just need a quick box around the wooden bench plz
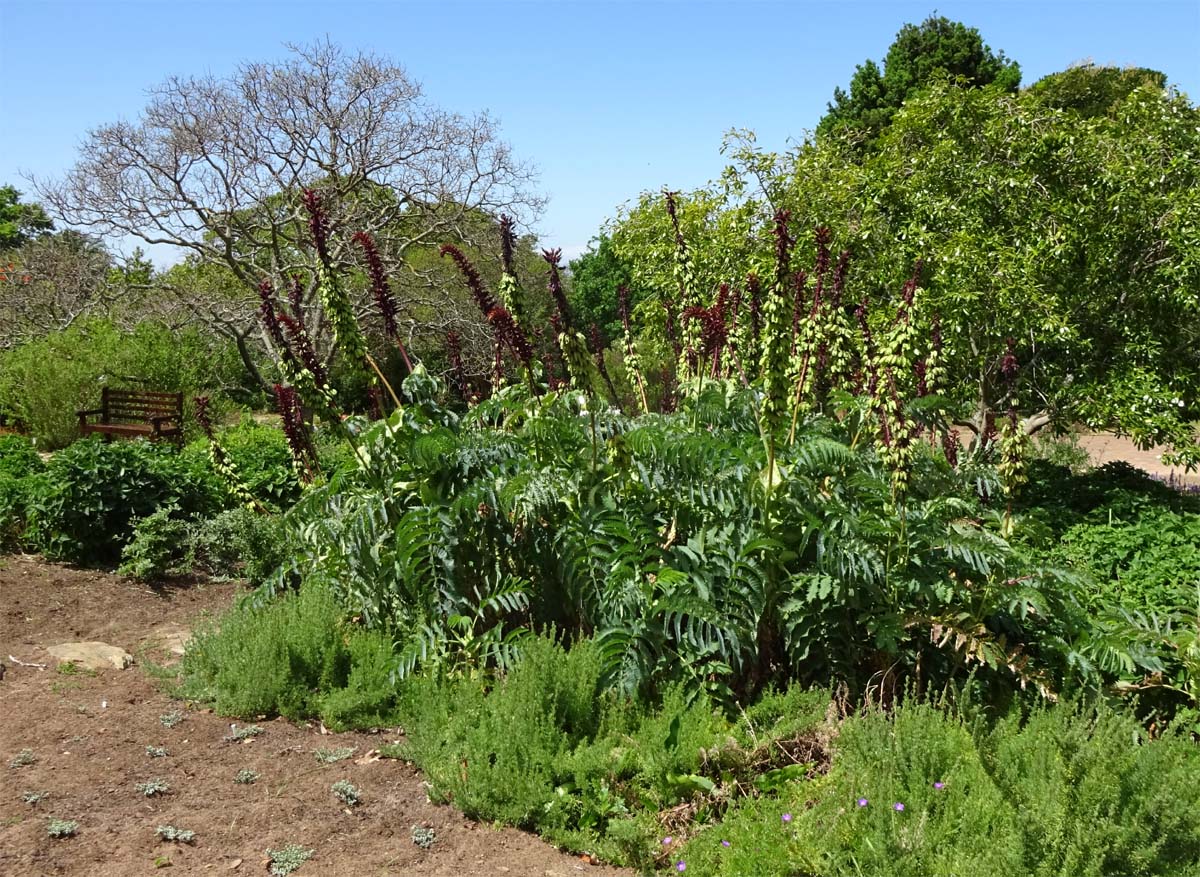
[77,388,184,442]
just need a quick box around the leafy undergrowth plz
[174,601,1200,873]
[677,700,1200,877]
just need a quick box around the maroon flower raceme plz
[830,250,850,309]
[446,330,468,400]
[489,305,534,372]
[258,281,289,353]
[354,232,399,339]
[301,189,331,266]
[682,283,731,372]
[499,214,517,277]
[542,248,573,329]
[274,383,316,476]
[1001,337,1019,384]
[773,211,793,290]
[193,395,216,441]
[942,429,961,467]
[277,311,330,387]
[440,244,500,316]
[354,232,413,373]
[286,275,305,319]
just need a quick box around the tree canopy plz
[0,186,53,250]
[34,39,542,390]
[817,15,1020,146]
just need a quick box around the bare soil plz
[0,555,629,877]
[1076,432,1200,485]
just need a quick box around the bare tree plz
[0,231,113,349]
[35,39,542,388]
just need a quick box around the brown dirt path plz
[1076,432,1200,485]
[0,555,630,877]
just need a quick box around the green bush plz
[0,435,43,477]
[178,578,401,727]
[0,438,44,549]
[1054,510,1200,614]
[183,418,302,511]
[190,507,288,585]
[118,506,192,580]
[0,318,253,449]
[397,635,830,865]
[680,699,1200,877]
[24,437,224,562]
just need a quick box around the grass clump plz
[159,710,184,728]
[22,790,48,804]
[331,779,361,807]
[314,746,355,764]
[145,745,169,758]
[234,768,260,785]
[8,748,36,768]
[180,579,402,728]
[134,778,170,797]
[267,843,313,875]
[156,824,196,844]
[46,818,78,838]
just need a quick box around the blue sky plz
[1,0,1197,264]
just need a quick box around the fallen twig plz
[8,655,47,671]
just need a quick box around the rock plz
[143,622,192,658]
[47,641,133,671]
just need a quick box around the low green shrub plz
[398,635,830,865]
[190,507,288,584]
[0,435,42,476]
[0,436,44,548]
[178,578,401,728]
[119,505,287,583]
[118,506,192,580]
[1054,510,1200,614]
[679,699,1200,877]
[24,437,223,562]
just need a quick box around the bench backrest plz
[101,388,183,423]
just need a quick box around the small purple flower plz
[721,840,731,848]
[893,802,905,812]
[781,812,792,823]
[934,782,945,790]
[676,862,686,872]
[856,798,868,808]
[662,837,673,845]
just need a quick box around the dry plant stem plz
[365,352,403,410]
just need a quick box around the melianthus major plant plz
[220,192,1167,708]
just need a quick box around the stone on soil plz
[46,641,133,671]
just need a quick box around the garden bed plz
[0,555,630,876]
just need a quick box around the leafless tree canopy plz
[35,40,542,384]
[0,232,112,349]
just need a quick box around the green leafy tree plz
[817,15,1020,146]
[566,235,635,341]
[0,186,53,250]
[1027,62,1168,118]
